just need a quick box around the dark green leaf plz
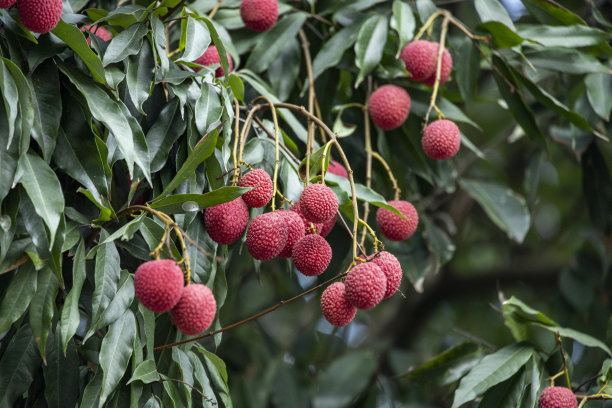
[520,0,585,26]
[127,37,155,114]
[60,240,87,354]
[354,14,388,87]
[523,48,610,74]
[406,343,483,384]
[29,266,60,360]
[148,98,187,173]
[0,59,18,148]
[89,234,121,339]
[534,324,612,356]
[391,0,415,56]
[475,0,516,29]
[479,21,524,48]
[0,324,41,408]
[0,262,37,333]
[150,187,250,214]
[103,23,149,66]
[195,83,223,135]
[178,17,210,63]
[227,73,244,101]
[44,329,80,408]
[128,360,160,384]
[581,143,612,234]
[479,368,525,408]
[29,61,61,162]
[454,37,480,102]
[585,73,612,121]
[312,22,362,80]
[3,59,34,156]
[518,24,609,47]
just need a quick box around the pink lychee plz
[298,184,338,224]
[170,284,217,335]
[423,46,453,86]
[204,197,250,245]
[240,0,278,32]
[134,259,184,313]
[194,45,233,78]
[246,212,288,260]
[400,40,438,82]
[422,119,461,160]
[376,200,419,241]
[321,282,356,327]
[538,387,577,408]
[318,215,336,238]
[345,262,387,310]
[327,160,348,179]
[0,0,17,9]
[363,251,402,298]
[239,169,274,208]
[368,85,411,131]
[18,0,63,34]
[277,210,305,258]
[292,234,332,276]
[81,25,112,46]
[290,201,324,235]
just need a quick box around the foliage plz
[0,0,611,407]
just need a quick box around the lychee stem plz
[556,331,572,389]
[231,97,240,186]
[319,141,333,186]
[360,82,372,249]
[299,29,316,188]
[424,15,449,127]
[251,96,280,212]
[208,0,223,19]
[413,10,444,42]
[358,218,381,252]
[371,152,401,202]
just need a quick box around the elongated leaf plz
[150,187,250,214]
[475,0,515,29]
[178,17,210,63]
[29,266,60,360]
[534,325,612,356]
[354,14,388,87]
[148,99,186,172]
[0,262,37,333]
[586,73,612,121]
[391,0,415,56]
[518,24,609,47]
[90,271,134,332]
[80,370,103,408]
[520,0,585,26]
[3,59,34,156]
[44,329,80,408]
[195,82,223,135]
[0,325,41,408]
[127,37,155,114]
[60,240,87,354]
[89,234,121,337]
[29,61,61,162]
[523,48,610,74]
[0,106,19,203]
[129,360,160,384]
[0,59,18,147]
[479,369,525,408]
[312,22,362,80]
[103,23,148,66]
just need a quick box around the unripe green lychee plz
[204,197,250,245]
[170,284,217,336]
[376,200,419,241]
[321,282,356,327]
[194,45,233,78]
[240,0,278,32]
[18,0,63,34]
[299,184,338,224]
[538,387,577,408]
[422,119,461,160]
[292,234,332,276]
[246,212,288,260]
[368,85,411,131]
[239,169,273,208]
[400,40,438,82]
[344,262,387,310]
[134,259,184,313]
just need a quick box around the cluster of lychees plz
[134,259,217,336]
[0,0,62,34]
[368,39,461,161]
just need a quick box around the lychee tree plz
[0,0,611,407]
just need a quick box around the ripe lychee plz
[134,259,184,313]
[292,234,332,276]
[321,282,356,327]
[0,0,17,9]
[81,25,112,46]
[240,0,278,32]
[368,85,411,131]
[194,45,233,78]
[170,284,217,336]
[246,212,288,260]
[400,40,438,82]
[422,119,461,160]
[344,262,387,310]
[239,169,274,208]
[204,197,250,245]
[278,210,305,258]
[423,46,453,87]
[327,160,348,179]
[318,215,336,238]
[538,387,577,408]
[18,0,63,34]
[376,200,419,241]
[290,201,324,235]
[362,251,402,298]
[299,184,338,224]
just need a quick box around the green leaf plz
[534,324,612,356]
[354,14,388,87]
[455,37,480,102]
[29,266,60,360]
[312,22,362,80]
[44,329,80,408]
[89,271,134,333]
[0,108,19,203]
[520,0,585,26]
[150,187,250,214]
[151,14,169,75]
[29,61,61,162]
[475,0,516,29]
[15,152,65,249]
[245,13,307,73]
[89,234,121,339]
[518,24,610,47]
[103,23,149,66]
[128,360,160,384]
[0,262,37,333]
[127,37,155,115]
[479,21,524,48]
[195,82,223,135]
[3,59,34,156]
[479,369,525,408]
[406,343,483,384]
[148,99,187,173]
[452,344,534,408]
[60,240,87,354]
[228,73,244,101]
[99,310,137,407]
[585,73,612,121]
[0,59,18,148]
[523,48,611,74]
[391,0,416,56]
[80,370,103,408]
[178,17,211,63]
[0,324,41,408]
[581,143,612,234]
[298,141,333,181]
[460,179,531,243]
[51,20,106,84]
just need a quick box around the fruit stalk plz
[424,14,449,126]
[371,152,401,201]
[299,29,316,186]
[252,96,281,211]
[360,86,373,248]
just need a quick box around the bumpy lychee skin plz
[204,197,250,245]
[363,252,402,299]
[368,85,411,131]
[299,184,339,224]
[400,40,438,82]
[239,169,273,208]
[422,119,461,160]
[538,387,577,408]
[345,262,387,310]
[290,201,324,235]
[321,282,356,327]
[240,0,278,32]
[376,200,419,241]
[18,0,63,34]
[246,212,288,260]
[318,215,336,238]
[327,160,348,179]
[423,46,453,87]
[170,284,217,336]
[134,259,184,313]
[292,234,332,276]
[81,25,112,46]
[0,0,17,9]
[278,210,305,258]
[194,45,233,78]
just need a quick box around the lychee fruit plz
[321,282,356,327]
[376,200,419,241]
[0,0,17,9]
[318,215,336,238]
[423,46,453,87]
[368,85,411,131]
[400,40,438,82]
[81,25,112,46]
[246,212,288,260]
[170,284,217,336]
[239,169,274,208]
[292,234,332,276]
[327,160,348,179]
[422,119,461,160]
[344,262,387,310]
[134,259,184,313]
[204,197,250,245]
[194,45,233,78]
[290,201,324,235]
[538,387,577,408]
[299,184,338,224]
[363,252,402,298]
[240,0,278,32]
[18,0,63,34]
[278,210,305,258]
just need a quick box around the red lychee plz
[321,282,356,327]
[538,387,577,408]
[299,184,338,224]
[327,160,348,179]
[81,25,112,46]
[423,46,453,87]
[240,0,278,32]
[0,0,17,9]
[18,0,63,34]
[204,197,250,245]
[246,212,288,260]
[239,169,274,208]
[318,215,336,238]
[278,210,305,258]
[170,284,217,336]
[364,252,402,298]
[290,201,324,235]
[292,234,332,276]
[194,45,233,78]
[368,85,411,131]
[422,119,461,160]
[376,200,419,241]
[400,40,438,82]
[344,262,387,310]
[134,259,184,313]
